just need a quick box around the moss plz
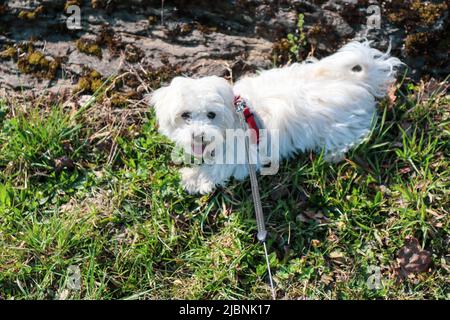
[195,22,217,34]
[77,25,124,59]
[145,63,182,89]
[0,46,17,60]
[165,23,195,38]
[76,38,102,58]
[404,32,436,56]
[0,43,60,79]
[109,93,131,108]
[3,43,33,61]
[91,0,106,9]
[308,24,329,37]
[96,25,124,56]
[386,0,447,29]
[77,77,91,92]
[18,5,44,20]
[148,15,158,25]
[28,51,47,66]
[64,0,82,11]
[96,25,114,45]
[110,93,127,107]
[271,38,291,65]
[109,91,140,108]
[90,70,101,79]
[121,73,140,88]
[18,11,35,20]
[125,44,144,63]
[90,78,104,92]
[76,69,104,93]
[17,49,60,79]
[180,23,193,35]
[411,0,447,25]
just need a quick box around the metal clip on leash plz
[235,99,276,300]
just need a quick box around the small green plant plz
[286,13,307,62]
[0,100,7,124]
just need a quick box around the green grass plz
[0,79,448,300]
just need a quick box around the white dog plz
[151,41,402,194]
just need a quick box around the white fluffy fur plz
[151,41,402,194]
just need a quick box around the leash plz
[234,96,276,300]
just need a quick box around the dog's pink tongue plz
[192,143,204,156]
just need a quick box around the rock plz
[0,0,448,96]
[322,10,354,38]
[77,94,93,107]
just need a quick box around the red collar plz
[234,95,260,144]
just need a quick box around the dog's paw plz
[180,167,199,193]
[180,167,216,195]
[197,180,216,194]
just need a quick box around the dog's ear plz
[149,81,175,135]
[149,76,189,107]
[150,77,190,136]
[149,85,169,108]
[202,76,234,108]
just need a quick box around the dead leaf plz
[296,214,309,223]
[297,209,329,224]
[311,239,321,248]
[320,273,334,285]
[427,209,447,229]
[416,78,449,103]
[173,279,183,286]
[57,289,70,300]
[387,83,397,108]
[54,156,74,173]
[399,167,411,174]
[329,250,345,259]
[328,250,348,266]
[396,236,432,281]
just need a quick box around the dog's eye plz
[352,65,362,72]
[181,112,191,120]
[207,112,216,119]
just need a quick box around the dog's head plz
[150,76,236,156]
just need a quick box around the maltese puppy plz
[151,41,402,194]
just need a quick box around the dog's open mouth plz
[191,139,215,158]
[191,142,206,156]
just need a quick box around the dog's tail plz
[314,41,404,98]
